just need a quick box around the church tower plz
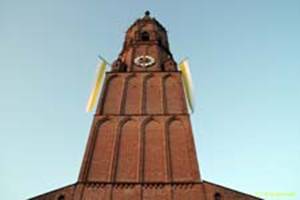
[30,12,262,200]
[78,10,200,185]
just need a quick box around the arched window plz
[141,31,150,41]
[57,194,65,200]
[214,192,222,200]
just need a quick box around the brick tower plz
[30,12,262,200]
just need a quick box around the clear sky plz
[0,0,299,199]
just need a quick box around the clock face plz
[134,55,155,68]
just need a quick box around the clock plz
[134,55,155,68]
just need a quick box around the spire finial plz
[145,10,150,17]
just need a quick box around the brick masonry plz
[30,11,263,200]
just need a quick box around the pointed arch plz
[143,119,167,181]
[124,75,142,114]
[145,75,163,114]
[88,119,116,181]
[168,118,192,181]
[115,119,140,181]
[102,75,124,114]
[164,75,186,114]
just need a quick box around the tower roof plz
[126,11,167,33]
[116,11,173,72]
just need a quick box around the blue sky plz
[0,0,299,199]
